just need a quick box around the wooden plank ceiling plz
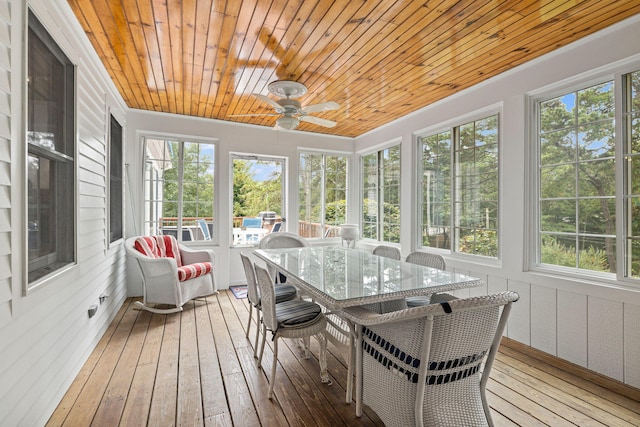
[68,0,640,137]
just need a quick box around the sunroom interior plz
[2,0,640,425]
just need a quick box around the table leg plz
[355,324,363,417]
[346,320,356,403]
[317,332,330,384]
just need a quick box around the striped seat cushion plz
[134,235,183,267]
[275,300,322,327]
[177,262,213,281]
[274,284,297,303]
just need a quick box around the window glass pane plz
[419,132,451,249]
[578,198,616,235]
[232,157,283,245]
[109,116,123,243]
[538,80,616,274]
[299,153,322,238]
[540,200,575,232]
[144,139,215,241]
[361,153,379,240]
[541,165,575,198]
[541,234,577,267]
[540,130,576,166]
[362,144,405,244]
[540,94,575,132]
[27,11,75,284]
[631,113,640,154]
[577,236,614,272]
[625,70,640,278]
[453,115,499,257]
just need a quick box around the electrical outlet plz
[88,304,98,318]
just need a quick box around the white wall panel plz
[487,275,508,294]
[507,280,531,344]
[530,284,557,355]
[467,270,489,297]
[557,290,588,367]
[624,303,640,388]
[0,0,12,335]
[588,297,624,381]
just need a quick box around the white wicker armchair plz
[341,291,519,427]
[125,236,217,314]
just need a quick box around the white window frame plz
[229,152,287,246]
[359,140,401,244]
[142,133,218,244]
[416,107,502,261]
[24,9,78,293]
[528,62,640,285]
[298,148,350,240]
[107,113,124,246]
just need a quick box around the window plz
[27,11,76,285]
[418,115,499,257]
[143,137,216,242]
[536,81,616,273]
[231,155,285,245]
[624,70,640,279]
[109,115,123,244]
[361,145,400,243]
[419,131,451,249]
[299,152,348,239]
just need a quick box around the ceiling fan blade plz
[301,101,339,114]
[299,115,337,128]
[228,113,279,117]
[253,93,283,111]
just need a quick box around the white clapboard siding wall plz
[0,1,128,426]
[0,0,11,329]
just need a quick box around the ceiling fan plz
[231,81,340,130]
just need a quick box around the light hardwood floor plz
[47,291,640,426]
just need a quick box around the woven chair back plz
[405,251,446,270]
[240,252,260,307]
[259,231,309,249]
[372,245,401,260]
[254,265,278,332]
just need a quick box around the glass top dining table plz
[253,246,483,309]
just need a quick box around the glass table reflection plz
[254,246,482,309]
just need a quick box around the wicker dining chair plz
[405,251,447,307]
[254,264,330,398]
[341,291,519,427]
[259,232,309,283]
[239,252,298,358]
[370,244,405,313]
[372,244,402,260]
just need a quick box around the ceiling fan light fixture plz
[276,116,299,130]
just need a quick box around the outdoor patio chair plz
[341,291,519,427]
[240,252,298,358]
[125,235,217,314]
[254,264,329,398]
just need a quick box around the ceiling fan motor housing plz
[277,98,302,114]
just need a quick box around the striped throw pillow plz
[134,235,183,267]
[177,262,213,281]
